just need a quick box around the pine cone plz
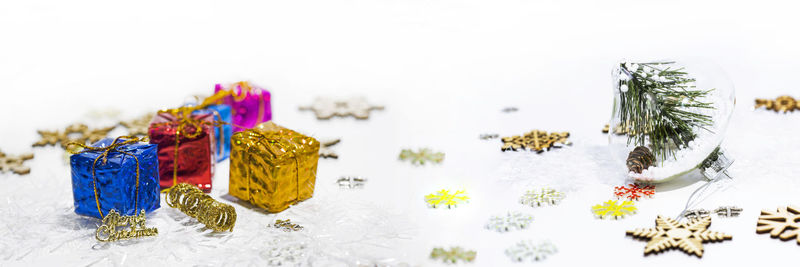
[626,146,654,173]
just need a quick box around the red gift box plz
[148,109,217,192]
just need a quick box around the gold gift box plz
[229,122,320,213]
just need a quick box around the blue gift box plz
[194,104,232,162]
[70,138,161,218]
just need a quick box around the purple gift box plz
[214,81,272,132]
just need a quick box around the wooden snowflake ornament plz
[299,97,384,120]
[0,150,34,175]
[32,123,115,148]
[756,205,800,245]
[591,200,637,219]
[319,139,340,159]
[627,216,732,257]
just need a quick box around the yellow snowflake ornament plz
[430,247,476,263]
[425,190,469,209]
[627,215,732,257]
[591,200,636,219]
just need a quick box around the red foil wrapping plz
[148,112,215,192]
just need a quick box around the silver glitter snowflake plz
[519,188,565,207]
[262,240,309,266]
[336,176,367,189]
[485,212,533,232]
[505,240,557,262]
[502,107,519,113]
[270,219,304,232]
[682,209,711,220]
[714,206,743,217]
[479,133,499,140]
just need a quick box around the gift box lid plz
[150,111,215,132]
[248,121,319,161]
[72,137,156,161]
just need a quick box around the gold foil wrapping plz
[229,122,320,213]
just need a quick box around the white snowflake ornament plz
[485,212,534,232]
[519,187,565,207]
[505,240,557,262]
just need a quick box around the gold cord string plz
[67,136,147,217]
[165,183,237,232]
[249,131,302,204]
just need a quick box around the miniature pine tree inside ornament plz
[608,60,735,182]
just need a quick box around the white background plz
[1,0,799,266]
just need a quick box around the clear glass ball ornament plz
[608,59,736,183]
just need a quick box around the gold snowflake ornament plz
[501,130,571,153]
[756,205,800,245]
[755,96,798,113]
[592,200,637,219]
[627,215,732,257]
[425,190,469,208]
[399,148,444,165]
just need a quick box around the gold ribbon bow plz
[67,136,147,218]
[153,107,227,191]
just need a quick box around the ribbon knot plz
[157,107,227,138]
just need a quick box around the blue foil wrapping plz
[70,138,161,218]
[194,104,232,162]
